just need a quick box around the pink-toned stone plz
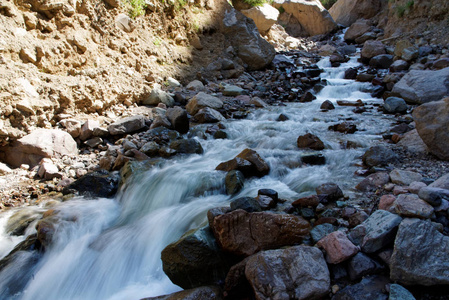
[317,231,359,264]
[379,194,396,211]
[408,181,427,194]
[393,194,434,219]
[393,185,409,195]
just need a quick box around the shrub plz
[124,0,146,18]
[320,0,337,10]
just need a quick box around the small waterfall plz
[0,56,394,300]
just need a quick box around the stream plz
[0,56,394,299]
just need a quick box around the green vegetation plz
[242,0,268,7]
[320,0,337,9]
[395,0,414,17]
[153,38,162,46]
[124,0,146,18]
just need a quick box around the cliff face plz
[0,0,229,145]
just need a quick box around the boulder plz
[225,170,244,195]
[320,100,335,110]
[80,120,100,141]
[59,119,81,138]
[141,286,223,300]
[3,129,78,168]
[161,226,237,289]
[360,210,402,253]
[230,197,262,213]
[392,68,449,104]
[344,19,371,42]
[383,97,407,114]
[393,194,434,219]
[347,252,385,281]
[333,276,389,300]
[310,223,335,243]
[297,133,325,150]
[222,9,275,70]
[316,182,343,202]
[193,107,226,123]
[328,122,357,133]
[37,161,62,180]
[397,129,428,155]
[389,284,416,300]
[362,145,398,167]
[389,169,422,186]
[216,148,270,178]
[390,218,449,285]
[413,97,449,160]
[222,85,245,96]
[108,115,146,135]
[317,231,359,264]
[186,80,205,91]
[329,0,383,27]
[245,246,330,300]
[169,139,203,154]
[241,3,279,35]
[356,172,390,192]
[142,84,174,106]
[390,60,409,72]
[186,92,223,116]
[361,40,386,63]
[272,0,337,36]
[418,187,449,207]
[0,162,12,175]
[63,170,120,198]
[211,209,310,256]
[430,173,449,190]
[369,54,394,69]
[166,107,189,134]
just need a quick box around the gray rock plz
[413,97,449,160]
[80,120,99,141]
[390,218,449,285]
[222,9,275,70]
[362,145,398,167]
[169,139,203,154]
[186,92,223,115]
[0,162,12,175]
[230,197,261,212]
[316,182,343,202]
[392,68,449,104]
[430,173,449,190]
[330,0,383,27]
[397,129,428,155]
[161,226,237,289]
[333,276,389,300]
[388,284,416,300]
[193,107,226,123]
[348,252,385,281]
[356,172,390,192]
[142,84,174,106]
[108,115,146,135]
[38,161,61,180]
[389,60,409,72]
[348,224,366,246]
[310,223,336,243]
[141,286,223,300]
[383,97,407,114]
[361,40,386,62]
[389,169,422,186]
[369,54,394,69]
[222,84,245,96]
[84,137,103,148]
[344,19,372,42]
[401,47,419,62]
[140,141,159,157]
[245,245,330,300]
[418,187,449,207]
[361,210,402,253]
[186,80,205,91]
[3,129,78,168]
[166,107,189,134]
[393,194,434,219]
[63,170,120,198]
[225,170,244,195]
[355,31,377,44]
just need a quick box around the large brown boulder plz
[360,40,386,63]
[245,246,330,300]
[297,133,325,150]
[273,0,337,36]
[343,19,372,42]
[241,3,279,35]
[186,92,223,116]
[216,148,270,177]
[413,97,449,160]
[330,0,384,27]
[2,129,78,167]
[222,9,275,70]
[210,209,311,256]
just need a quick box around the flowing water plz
[0,56,394,299]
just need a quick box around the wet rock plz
[316,182,343,202]
[216,148,270,178]
[225,170,244,195]
[142,84,174,106]
[310,223,336,243]
[230,197,261,213]
[321,100,335,110]
[299,91,316,103]
[328,122,357,134]
[418,187,448,207]
[391,68,449,104]
[317,230,359,264]
[344,19,372,42]
[361,40,386,63]
[161,226,237,289]
[292,195,320,208]
[297,133,325,150]
[108,115,146,135]
[393,194,434,219]
[344,68,358,80]
[301,153,326,165]
[169,139,203,154]
[6,208,42,236]
[383,97,407,114]
[166,107,189,134]
[362,145,398,167]
[140,141,160,157]
[389,169,422,186]
[211,209,310,256]
[141,286,223,300]
[245,245,330,300]
[389,284,416,300]
[370,54,394,69]
[348,252,385,281]
[413,97,449,160]
[222,9,275,70]
[193,107,226,123]
[390,218,449,285]
[360,210,402,253]
[333,275,389,300]
[63,170,120,198]
[256,189,278,209]
[186,92,223,115]
[356,172,390,192]
[3,129,78,168]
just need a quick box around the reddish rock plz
[216,148,270,178]
[297,133,325,150]
[292,195,320,208]
[393,185,409,195]
[393,194,434,219]
[356,172,390,192]
[379,194,396,211]
[317,231,359,264]
[211,209,310,256]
